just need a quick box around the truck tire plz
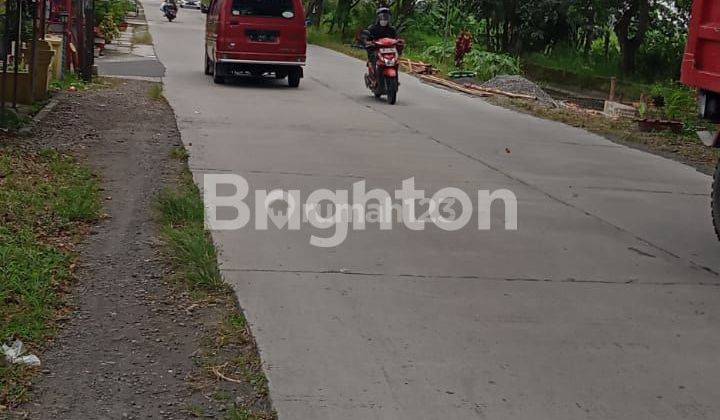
[713,161,720,240]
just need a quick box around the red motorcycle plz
[364,37,404,105]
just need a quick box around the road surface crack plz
[221,268,720,287]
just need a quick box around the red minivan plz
[203,0,307,86]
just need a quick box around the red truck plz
[682,0,720,238]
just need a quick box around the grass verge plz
[0,109,30,131]
[0,148,101,409]
[308,28,455,75]
[148,84,164,101]
[523,54,651,100]
[49,74,111,93]
[308,29,366,61]
[132,26,153,45]
[486,95,720,174]
[158,148,275,419]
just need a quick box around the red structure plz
[455,30,473,69]
[45,0,92,75]
[681,0,720,93]
[47,0,76,70]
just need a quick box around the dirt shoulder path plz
[4,80,272,419]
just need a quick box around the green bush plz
[99,14,120,42]
[49,72,89,92]
[401,27,446,54]
[464,50,521,81]
[526,44,621,80]
[422,41,454,64]
[406,1,484,41]
[95,0,133,39]
[650,82,697,123]
[0,108,29,130]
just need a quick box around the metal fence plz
[0,0,94,117]
[0,0,38,111]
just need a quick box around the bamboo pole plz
[463,83,537,100]
[417,74,491,97]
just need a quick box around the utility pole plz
[30,0,38,103]
[12,0,22,108]
[81,0,93,81]
[0,0,10,118]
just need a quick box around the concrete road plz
[145,3,720,419]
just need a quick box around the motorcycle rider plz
[366,7,397,42]
[363,7,398,83]
[161,0,178,15]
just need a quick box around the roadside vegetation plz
[49,73,90,93]
[132,25,153,46]
[307,0,715,172]
[96,0,135,44]
[0,109,31,131]
[0,149,101,408]
[49,73,113,94]
[148,83,164,101]
[488,94,720,174]
[306,0,690,95]
[159,149,276,419]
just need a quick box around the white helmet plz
[377,7,391,27]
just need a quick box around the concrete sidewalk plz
[96,6,165,79]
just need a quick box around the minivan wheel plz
[213,62,225,84]
[288,68,301,88]
[204,54,212,75]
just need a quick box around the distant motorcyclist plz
[362,8,399,78]
[161,0,178,14]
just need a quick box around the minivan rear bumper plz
[216,52,306,66]
[219,59,305,66]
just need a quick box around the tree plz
[613,0,651,75]
[390,0,419,30]
[306,0,325,27]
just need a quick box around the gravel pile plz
[482,75,558,107]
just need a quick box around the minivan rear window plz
[231,0,294,17]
